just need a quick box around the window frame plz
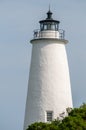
[46,111,53,122]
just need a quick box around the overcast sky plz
[0,0,86,130]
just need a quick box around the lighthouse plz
[24,9,73,130]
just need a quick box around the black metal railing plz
[33,29,65,39]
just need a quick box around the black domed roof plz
[39,10,60,24]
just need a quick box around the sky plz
[0,0,86,130]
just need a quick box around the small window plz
[51,25,55,30]
[47,24,51,30]
[40,24,44,31]
[44,25,47,30]
[46,111,53,122]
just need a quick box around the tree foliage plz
[26,103,86,130]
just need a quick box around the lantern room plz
[39,10,60,31]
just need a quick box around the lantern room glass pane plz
[51,25,55,30]
[44,25,47,30]
[40,22,59,31]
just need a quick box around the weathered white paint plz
[23,35,73,130]
[39,30,60,38]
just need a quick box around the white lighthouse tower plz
[24,9,73,130]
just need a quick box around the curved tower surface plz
[24,10,73,130]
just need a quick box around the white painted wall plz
[23,39,73,130]
[39,30,60,38]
